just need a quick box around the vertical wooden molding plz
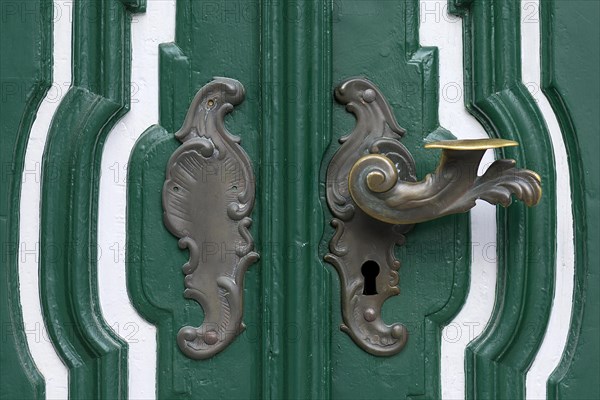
[0,0,52,397]
[540,1,599,398]
[127,125,180,396]
[259,0,333,397]
[449,0,558,398]
[257,1,285,396]
[39,0,144,397]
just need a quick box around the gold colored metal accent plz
[361,154,398,193]
[424,138,519,150]
[349,139,542,225]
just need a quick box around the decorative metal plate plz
[325,78,415,356]
[162,77,259,360]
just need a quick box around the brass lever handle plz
[348,138,542,225]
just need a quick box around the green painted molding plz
[259,1,333,397]
[39,0,143,397]
[326,1,470,398]
[0,0,52,397]
[540,1,600,399]
[126,125,186,397]
[257,3,286,395]
[449,0,558,398]
[408,44,470,400]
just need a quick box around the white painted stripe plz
[521,1,575,399]
[97,1,176,399]
[418,1,498,398]
[19,1,72,398]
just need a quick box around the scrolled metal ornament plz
[162,77,259,360]
[325,77,416,356]
[325,77,542,357]
[349,139,542,225]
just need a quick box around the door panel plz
[128,1,468,398]
[2,0,598,399]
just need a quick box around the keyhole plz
[361,260,380,295]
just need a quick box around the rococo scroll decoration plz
[325,78,542,356]
[162,77,259,360]
[325,78,416,356]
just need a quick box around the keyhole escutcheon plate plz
[324,77,416,356]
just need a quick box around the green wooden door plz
[1,0,598,399]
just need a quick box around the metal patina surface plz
[162,78,259,360]
[326,77,542,356]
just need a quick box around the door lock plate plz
[325,78,541,356]
[325,78,416,356]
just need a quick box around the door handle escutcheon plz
[162,77,259,360]
[325,77,542,356]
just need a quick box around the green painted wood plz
[259,1,332,397]
[38,0,143,397]
[4,0,598,397]
[448,0,558,398]
[326,1,470,398]
[0,0,51,398]
[540,1,600,398]
[127,0,264,397]
[256,3,286,396]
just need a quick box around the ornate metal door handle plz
[325,78,542,356]
[162,78,259,359]
[349,138,541,224]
